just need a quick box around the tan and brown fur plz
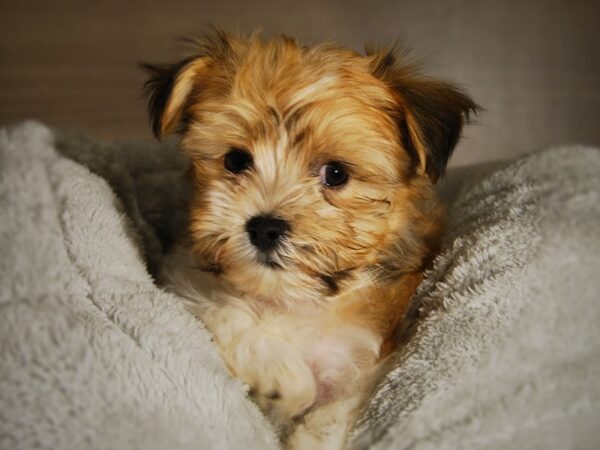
[144,30,477,449]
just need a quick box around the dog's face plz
[144,32,477,304]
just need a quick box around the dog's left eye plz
[224,148,253,173]
[319,162,349,187]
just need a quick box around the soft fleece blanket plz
[1,121,599,450]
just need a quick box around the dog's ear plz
[141,57,209,139]
[141,30,243,139]
[369,48,479,181]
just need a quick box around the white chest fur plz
[160,246,381,421]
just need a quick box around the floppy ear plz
[370,49,479,181]
[141,57,208,139]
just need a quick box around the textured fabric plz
[1,121,599,450]
[0,122,277,450]
[350,145,600,450]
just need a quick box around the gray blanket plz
[1,121,599,450]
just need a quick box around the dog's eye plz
[224,148,253,173]
[319,162,349,187]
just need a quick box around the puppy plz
[143,30,477,449]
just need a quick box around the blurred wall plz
[1,0,598,166]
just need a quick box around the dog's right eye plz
[224,148,253,173]
[319,161,349,188]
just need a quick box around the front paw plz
[227,335,317,422]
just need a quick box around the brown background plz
[1,0,599,166]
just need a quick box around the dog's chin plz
[216,254,326,305]
[259,260,284,270]
[255,253,285,270]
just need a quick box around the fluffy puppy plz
[143,30,477,448]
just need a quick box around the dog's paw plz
[202,304,317,421]
[228,334,317,421]
[286,395,364,450]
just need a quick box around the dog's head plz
[143,31,478,304]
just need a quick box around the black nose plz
[245,215,290,252]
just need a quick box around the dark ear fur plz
[140,29,242,140]
[370,48,480,181]
[140,58,195,139]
